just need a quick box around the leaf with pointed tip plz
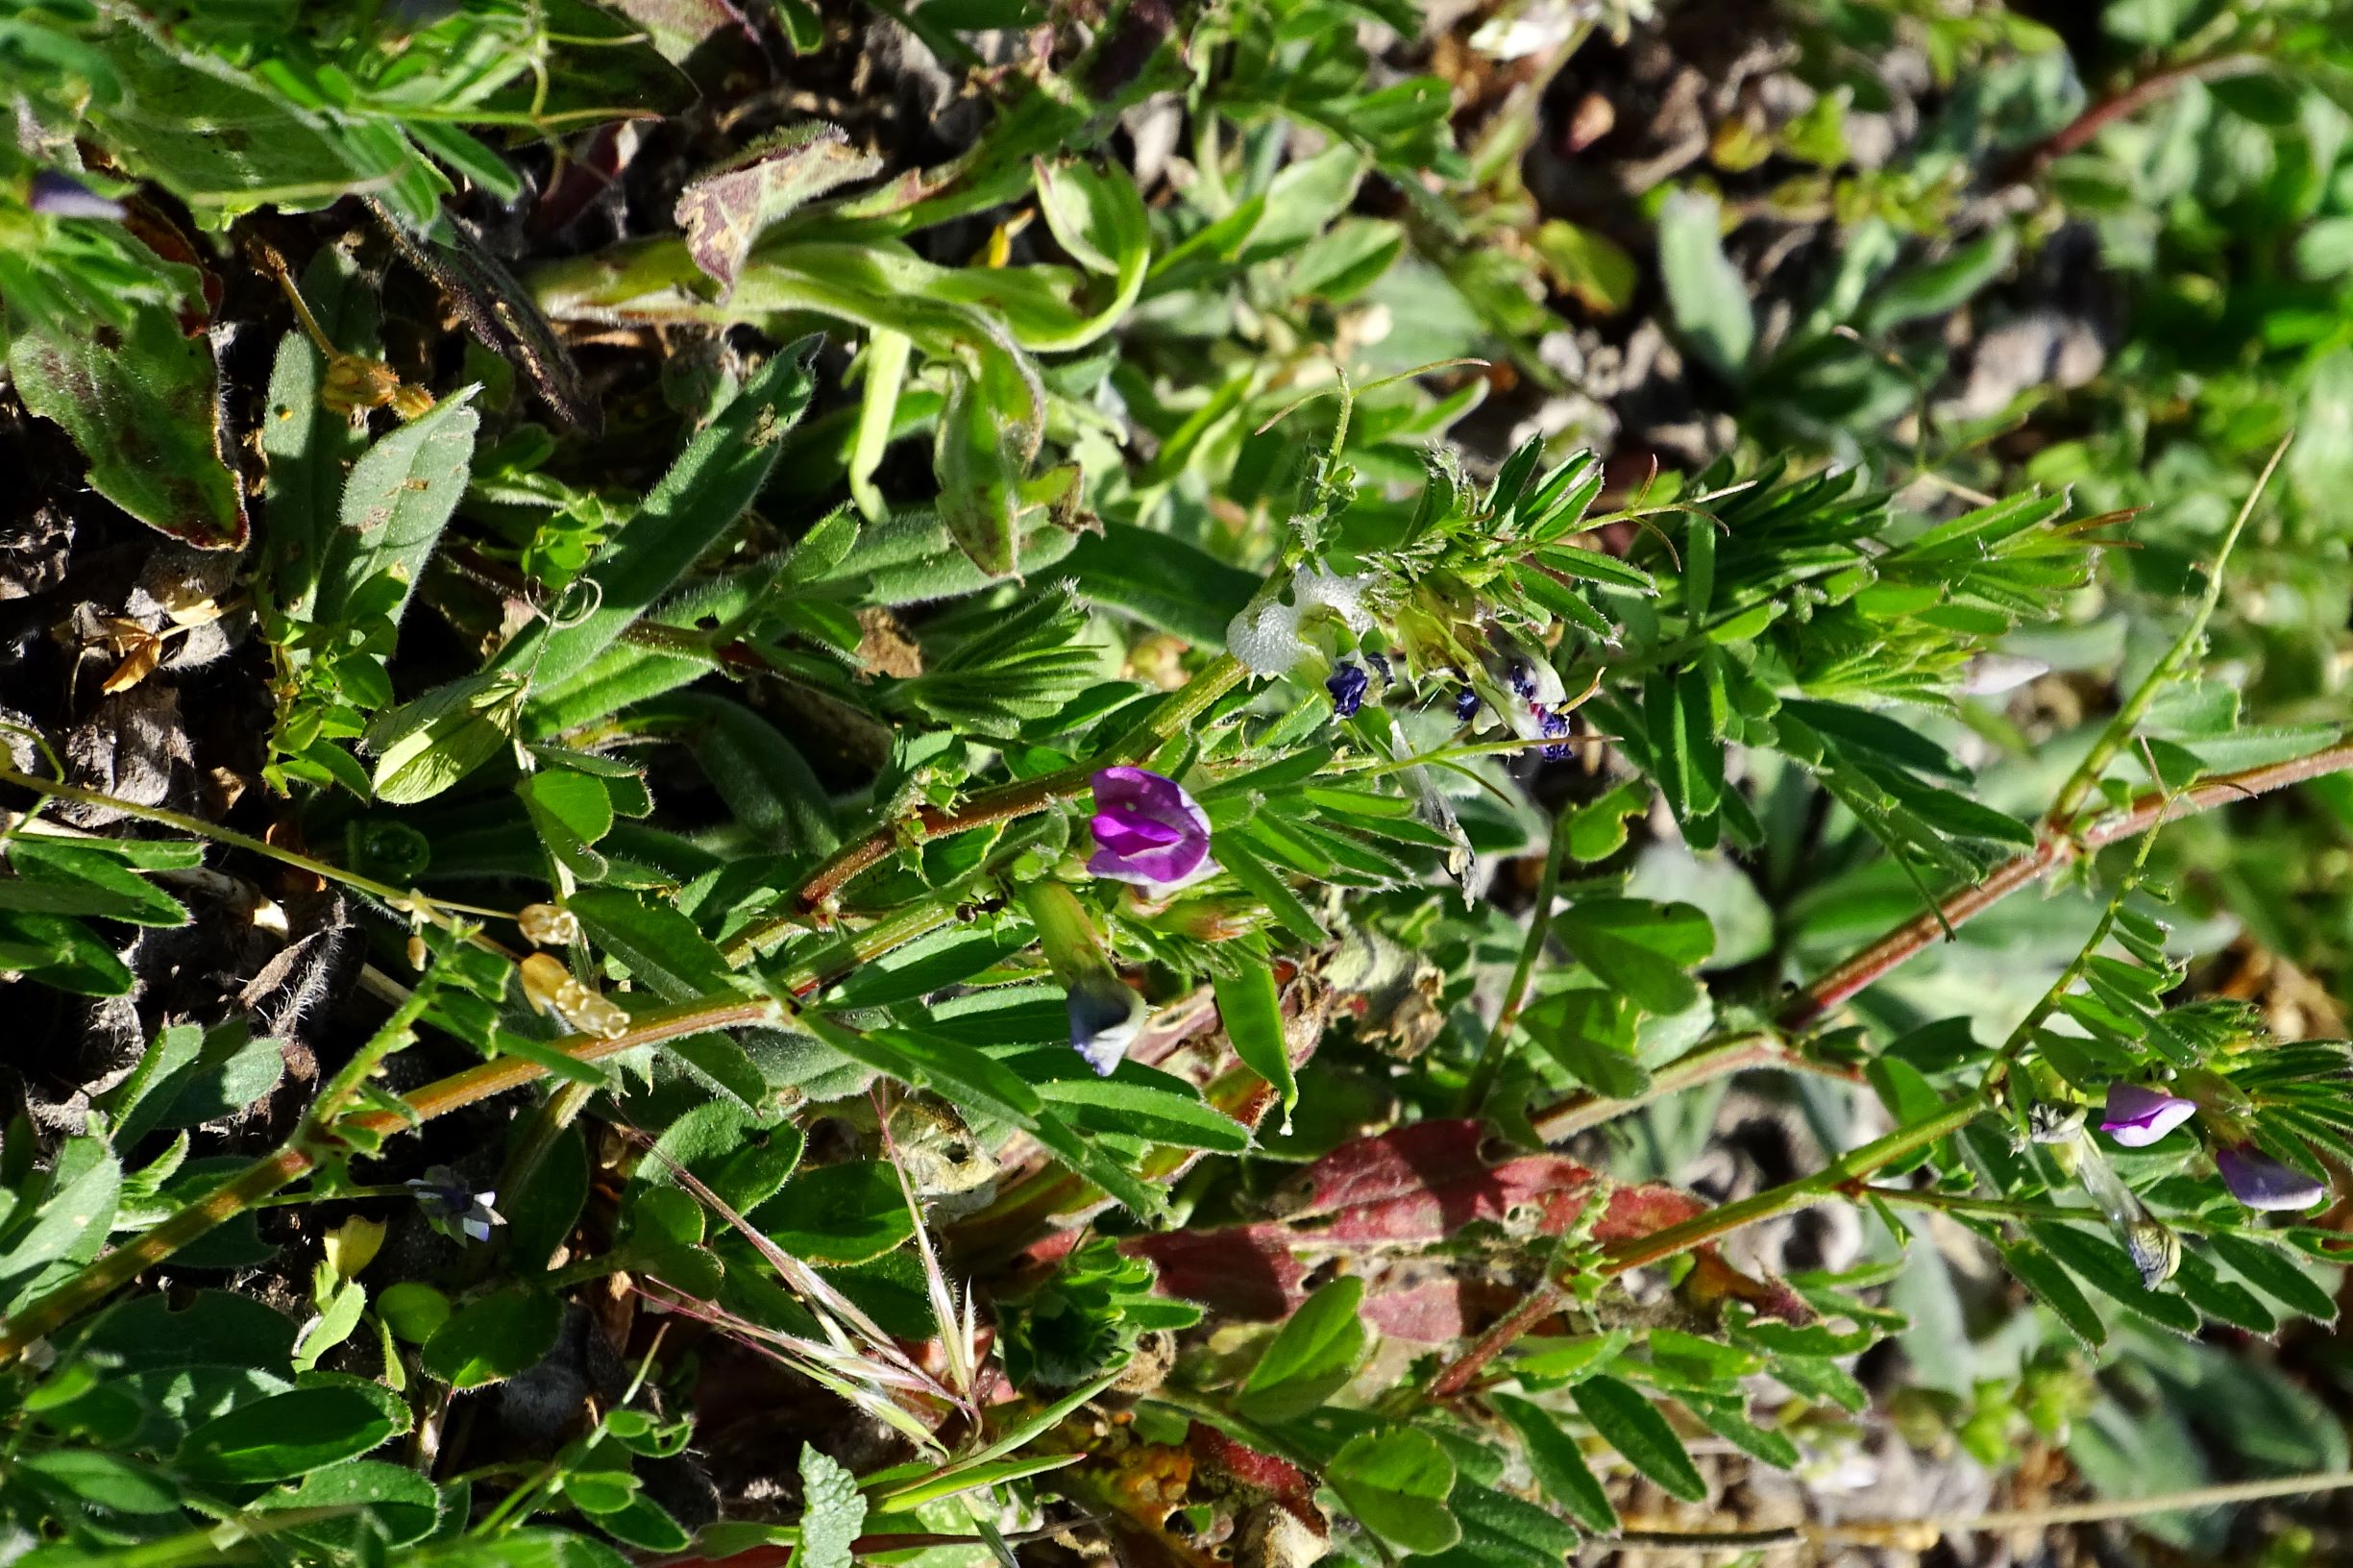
[676,126,881,295]
[9,295,246,548]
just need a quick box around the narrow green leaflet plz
[2026,1223,2200,1336]
[1491,1392,1618,1533]
[177,1385,403,1482]
[1998,1237,2106,1350]
[1552,899,1713,1016]
[569,889,740,1001]
[799,1018,1165,1219]
[1237,1277,1366,1422]
[1211,960,1297,1122]
[1033,1078,1252,1152]
[420,1286,563,1389]
[513,345,818,690]
[1571,1374,1707,1503]
[2207,1233,2341,1323]
[0,841,187,926]
[314,388,480,625]
[1655,190,1752,378]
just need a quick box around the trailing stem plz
[1529,737,2353,1143]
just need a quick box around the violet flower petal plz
[1327,662,1369,717]
[2217,1145,2328,1212]
[28,171,125,221]
[2098,1083,2198,1148]
[1087,766,1214,890]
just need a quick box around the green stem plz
[1461,796,1574,1114]
[304,986,434,1135]
[0,766,519,929]
[2044,434,2290,830]
[1600,1092,1992,1276]
[0,1145,314,1362]
[1860,1183,2261,1237]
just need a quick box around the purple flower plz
[28,171,125,221]
[1537,706,1572,761]
[2099,1083,2198,1148]
[1455,686,1480,722]
[1065,968,1145,1076]
[1088,767,1215,891]
[1326,661,1370,717]
[2217,1146,2328,1213]
[406,1164,503,1243]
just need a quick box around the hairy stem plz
[1601,1094,1991,1275]
[0,1146,312,1363]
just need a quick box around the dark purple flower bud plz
[1326,661,1370,717]
[1507,661,1537,699]
[1538,706,1572,761]
[2099,1083,2197,1148]
[1455,687,1480,722]
[1089,767,1215,891]
[406,1164,503,1243]
[1065,968,1146,1076]
[28,171,125,221]
[2217,1145,2328,1212]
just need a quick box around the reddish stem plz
[1998,54,2267,184]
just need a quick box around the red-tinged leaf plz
[1132,1119,1808,1339]
[1186,1423,1316,1507]
[674,125,881,295]
[1122,1226,1307,1320]
[1590,1183,1710,1242]
[1265,1118,1500,1218]
[1360,1276,1482,1342]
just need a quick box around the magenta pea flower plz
[2099,1083,2198,1148]
[1088,767,1215,892]
[2216,1146,2329,1213]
